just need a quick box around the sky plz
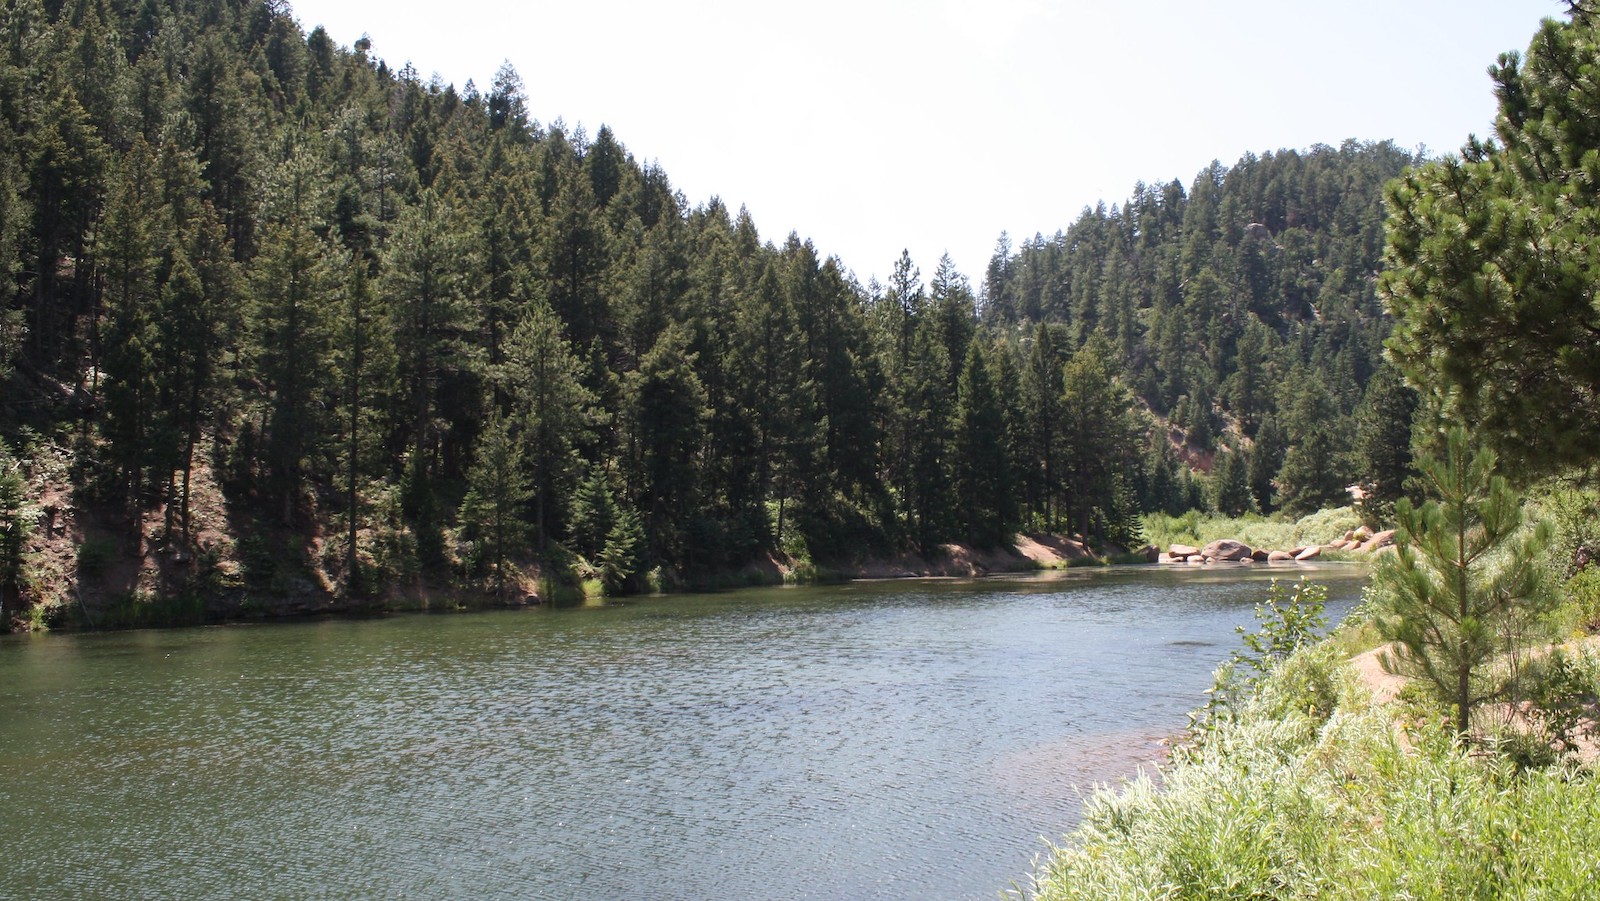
[285,0,1561,287]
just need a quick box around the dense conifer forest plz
[0,0,1426,621]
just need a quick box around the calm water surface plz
[0,565,1366,900]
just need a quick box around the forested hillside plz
[0,0,1421,623]
[986,141,1420,517]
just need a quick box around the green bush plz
[1524,648,1600,760]
[1024,692,1600,900]
[1192,578,1330,739]
[1143,506,1363,554]
[1563,566,1600,634]
[1022,559,1600,900]
[75,537,116,581]
[1529,486,1600,580]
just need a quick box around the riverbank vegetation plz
[1024,7,1600,896]
[0,0,1435,629]
[1143,506,1364,561]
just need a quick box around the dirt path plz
[1350,644,1406,705]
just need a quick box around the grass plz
[1144,507,1365,555]
[1018,604,1600,901]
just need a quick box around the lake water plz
[0,565,1367,901]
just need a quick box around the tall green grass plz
[1144,507,1364,554]
[1020,641,1600,900]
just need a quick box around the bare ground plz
[840,533,1093,579]
[1349,637,1600,761]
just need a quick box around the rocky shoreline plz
[1160,526,1396,565]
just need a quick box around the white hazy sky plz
[287,0,1560,286]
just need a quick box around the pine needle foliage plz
[1375,426,1554,737]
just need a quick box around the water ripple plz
[0,567,1366,900]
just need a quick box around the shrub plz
[75,537,116,581]
[1192,578,1330,739]
[1023,699,1600,901]
[1143,506,1363,555]
[1524,648,1600,760]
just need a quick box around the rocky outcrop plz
[1161,526,1401,567]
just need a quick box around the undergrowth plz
[1144,507,1365,554]
[1019,580,1600,901]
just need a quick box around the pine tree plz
[1022,323,1064,529]
[0,439,30,625]
[1383,11,1600,476]
[954,342,1014,547]
[1060,335,1138,542]
[459,408,531,599]
[97,141,163,509]
[1354,359,1419,520]
[1276,382,1348,516]
[1210,443,1256,517]
[628,324,708,566]
[500,296,592,555]
[156,251,209,543]
[383,188,478,492]
[601,504,645,594]
[902,319,955,549]
[332,258,395,593]
[248,146,340,526]
[1248,414,1287,514]
[569,464,617,562]
[1376,427,1554,737]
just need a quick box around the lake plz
[0,564,1367,900]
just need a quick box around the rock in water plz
[1200,539,1252,562]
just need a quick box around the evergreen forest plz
[0,0,1430,622]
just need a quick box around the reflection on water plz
[0,565,1365,900]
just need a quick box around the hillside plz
[0,0,1417,626]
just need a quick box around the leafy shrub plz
[75,537,116,581]
[1524,648,1600,759]
[1529,486,1600,579]
[1024,700,1600,901]
[1563,566,1600,633]
[1143,506,1363,555]
[1192,578,1329,739]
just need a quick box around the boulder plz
[1138,544,1161,563]
[1267,550,1295,562]
[1169,544,1200,559]
[1200,539,1253,562]
[1330,539,1350,550]
[1161,553,1187,565]
[1295,545,1322,561]
[1251,548,1271,562]
[1364,529,1396,552]
[1288,546,1307,558]
[1353,525,1374,542]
